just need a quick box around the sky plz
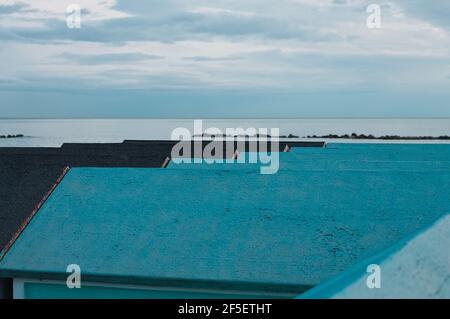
[0,0,449,118]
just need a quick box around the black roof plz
[0,142,173,250]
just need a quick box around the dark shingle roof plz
[0,142,173,250]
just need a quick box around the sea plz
[0,118,449,147]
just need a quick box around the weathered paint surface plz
[289,143,450,171]
[299,215,450,299]
[0,144,449,295]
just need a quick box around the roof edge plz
[0,269,313,296]
[0,166,70,261]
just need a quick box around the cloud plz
[57,52,164,64]
[0,3,27,15]
[182,56,241,62]
[0,0,131,21]
[0,0,347,43]
[189,7,256,17]
[0,0,450,118]
[395,0,450,30]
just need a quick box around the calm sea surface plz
[0,118,449,147]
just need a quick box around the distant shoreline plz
[304,133,450,140]
[0,134,24,139]
[1,133,449,141]
[195,133,450,140]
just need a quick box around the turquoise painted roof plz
[298,214,450,299]
[169,144,450,172]
[0,144,449,292]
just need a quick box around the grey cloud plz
[57,52,164,65]
[2,0,449,45]
[332,0,348,5]
[182,56,241,62]
[395,0,450,30]
[0,2,342,43]
[0,3,27,15]
[1,0,449,97]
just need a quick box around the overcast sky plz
[0,0,449,118]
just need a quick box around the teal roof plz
[0,144,449,293]
[169,144,450,172]
[298,214,450,299]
